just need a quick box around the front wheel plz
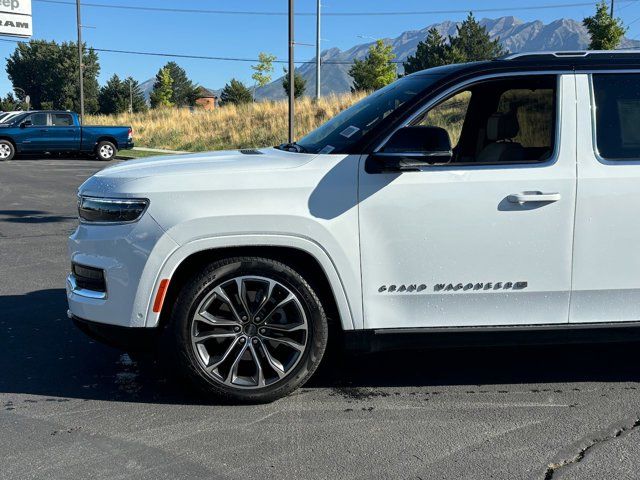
[0,140,15,161]
[96,141,117,161]
[166,257,329,403]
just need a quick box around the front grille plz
[72,263,106,292]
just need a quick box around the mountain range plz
[141,16,640,102]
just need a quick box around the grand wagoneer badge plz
[378,281,528,293]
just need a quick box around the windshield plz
[297,73,445,154]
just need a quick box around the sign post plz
[0,0,32,38]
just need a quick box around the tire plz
[165,256,329,403]
[96,140,117,161]
[0,140,15,161]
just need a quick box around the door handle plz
[507,191,561,204]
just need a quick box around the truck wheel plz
[165,256,329,403]
[96,141,117,161]
[0,140,15,161]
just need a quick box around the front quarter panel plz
[136,153,363,330]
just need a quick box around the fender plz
[137,233,359,331]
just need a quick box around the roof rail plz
[499,50,640,60]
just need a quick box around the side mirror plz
[369,126,453,172]
[20,120,32,128]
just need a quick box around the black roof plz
[409,50,640,82]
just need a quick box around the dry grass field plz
[86,93,366,152]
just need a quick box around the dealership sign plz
[0,0,31,37]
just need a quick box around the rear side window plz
[52,113,73,126]
[593,74,640,160]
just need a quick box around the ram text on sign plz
[0,0,31,38]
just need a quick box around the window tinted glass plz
[417,90,471,148]
[26,113,47,126]
[52,113,73,126]
[409,75,557,164]
[496,89,555,150]
[27,113,47,126]
[593,74,640,160]
[296,73,446,154]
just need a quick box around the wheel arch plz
[0,136,17,150]
[96,136,118,150]
[149,240,356,332]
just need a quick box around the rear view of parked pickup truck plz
[0,110,133,161]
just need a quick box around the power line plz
[0,38,373,64]
[32,0,639,17]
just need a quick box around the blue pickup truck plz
[0,110,133,161]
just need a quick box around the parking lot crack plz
[542,417,640,480]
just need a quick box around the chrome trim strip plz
[67,274,107,300]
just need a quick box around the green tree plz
[282,68,307,99]
[98,74,128,114]
[0,93,19,111]
[6,40,100,113]
[583,1,627,50]
[403,28,451,74]
[124,77,148,113]
[219,78,253,106]
[158,61,199,107]
[449,12,505,62]
[150,67,174,108]
[98,75,147,115]
[349,39,397,92]
[251,52,276,98]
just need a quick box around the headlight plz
[78,196,149,223]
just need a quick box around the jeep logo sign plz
[0,0,32,38]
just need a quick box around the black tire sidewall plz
[0,140,15,161]
[96,141,116,161]
[166,257,328,403]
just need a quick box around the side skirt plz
[344,322,640,353]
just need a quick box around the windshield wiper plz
[276,142,307,153]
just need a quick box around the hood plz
[95,147,316,180]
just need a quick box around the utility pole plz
[288,0,294,142]
[129,79,133,114]
[76,0,85,124]
[611,0,615,16]
[315,0,321,101]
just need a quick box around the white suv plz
[68,51,640,402]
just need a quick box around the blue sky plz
[2,0,640,94]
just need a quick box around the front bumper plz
[67,212,179,329]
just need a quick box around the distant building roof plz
[196,87,218,99]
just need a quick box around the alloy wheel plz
[190,275,309,389]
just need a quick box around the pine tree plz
[162,62,199,107]
[150,67,174,108]
[403,28,450,74]
[449,13,506,62]
[124,77,148,113]
[583,1,627,50]
[98,74,128,114]
[282,68,307,99]
[349,39,397,92]
[219,78,253,106]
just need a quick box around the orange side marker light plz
[152,279,170,313]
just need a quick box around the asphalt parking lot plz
[1,157,640,480]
